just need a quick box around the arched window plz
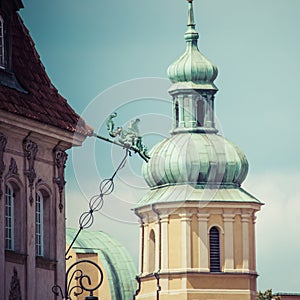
[209,226,221,272]
[149,229,156,272]
[0,15,5,68]
[5,183,14,250]
[36,191,44,256]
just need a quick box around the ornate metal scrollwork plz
[52,113,150,299]
[54,149,129,299]
[23,138,38,205]
[52,260,104,300]
[0,132,7,199]
[65,149,128,259]
[53,147,68,212]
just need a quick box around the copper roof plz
[0,12,90,137]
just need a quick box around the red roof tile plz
[0,12,91,137]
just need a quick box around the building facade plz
[134,1,262,299]
[0,0,89,298]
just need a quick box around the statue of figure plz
[106,112,122,137]
[105,113,150,161]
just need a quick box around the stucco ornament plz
[0,132,7,199]
[9,268,22,300]
[23,138,38,205]
[6,157,19,178]
[53,147,67,212]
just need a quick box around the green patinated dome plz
[137,1,256,207]
[66,228,137,300]
[142,133,248,188]
[167,1,218,91]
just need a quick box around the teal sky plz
[21,0,300,293]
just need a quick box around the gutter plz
[151,204,161,300]
[133,209,144,298]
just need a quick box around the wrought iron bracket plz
[52,113,150,299]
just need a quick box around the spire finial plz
[187,0,195,28]
[185,0,198,42]
[167,0,218,92]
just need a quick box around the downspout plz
[133,209,144,299]
[151,204,161,300]
[154,272,161,300]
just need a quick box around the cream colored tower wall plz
[168,215,182,270]
[135,203,261,300]
[249,215,256,272]
[234,214,243,270]
[191,214,199,268]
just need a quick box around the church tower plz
[134,1,262,300]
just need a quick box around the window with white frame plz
[0,15,5,68]
[36,191,44,256]
[5,183,14,250]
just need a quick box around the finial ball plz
[187,0,193,3]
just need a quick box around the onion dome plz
[140,1,250,197]
[167,0,218,91]
[142,133,248,188]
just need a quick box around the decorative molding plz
[53,147,67,212]
[9,268,22,300]
[5,157,19,179]
[5,251,27,264]
[23,138,38,205]
[0,132,7,199]
[36,257,57,271]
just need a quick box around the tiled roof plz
[0,12,90,136]
[66,228,137,300]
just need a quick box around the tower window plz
[209,226,221,272]
[175,101,179,127]
[197,98,205,126]
[149,229,156,272]
[0,15,5,69]
[5,184,14,250]
[36,191,44,256]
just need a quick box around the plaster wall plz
[0,115,80,299]
[135,203,260,300]
[168,215,182,269]
[65,248,113,300]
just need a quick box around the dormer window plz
[0,15,5,69]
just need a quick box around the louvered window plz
[209,226,221,272]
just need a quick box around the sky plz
[20,0,300,293]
